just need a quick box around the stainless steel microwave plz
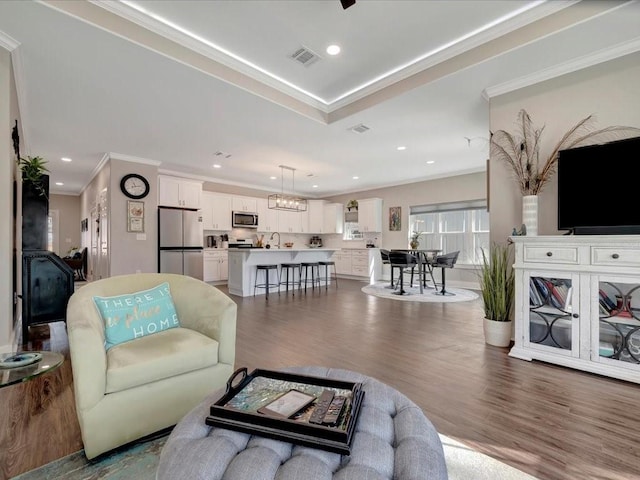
[232,211,259,228]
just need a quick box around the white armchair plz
[66,273,237,459]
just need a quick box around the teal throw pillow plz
[93,282,180,350]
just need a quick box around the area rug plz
[13,433,537,480]
[362,281,479,303]
[439,434,539,480]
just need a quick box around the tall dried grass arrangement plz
[490,109,640,196]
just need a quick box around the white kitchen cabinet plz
[332,250,352,276]
[350,249,371,277]
[232,196,257,213]
[307,200,326,234]
[277,210,293,233]
[256,198,279,233]
[202,192,232,231]
[510,235,640,384]
[202,192,214,230]
[332,248,381,282]
[357,198,383,233]
[323,203,344,234]
[158,176,202,209]
[278,209,308,233]
[203,250,228,283]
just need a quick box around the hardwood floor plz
[2,279,640,479]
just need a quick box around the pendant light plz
[268,165,308,212]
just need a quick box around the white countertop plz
[227,247,337,252]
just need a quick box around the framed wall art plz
[127,200,144,233]
[389,206,401,231]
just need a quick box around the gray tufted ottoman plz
[156,366,448,479]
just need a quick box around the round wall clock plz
[120,173,150,199]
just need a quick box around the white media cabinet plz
[510,235,640,384]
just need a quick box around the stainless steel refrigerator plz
[158,207,204,280]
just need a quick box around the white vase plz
[483,318,512,347]
[522,194,538,236]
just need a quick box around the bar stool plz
[254,264,279,298]
[279,262,301,295]
[300,262,321,293]
[318,260,338,291]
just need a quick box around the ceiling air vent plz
[214,151,232,158]
[349,123,370,134]
[290,46,321,67]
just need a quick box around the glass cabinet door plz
[525,273,578,356]
[594,280,640,369]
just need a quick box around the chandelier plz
[268,165,308,212]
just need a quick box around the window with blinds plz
[409,200,489,265]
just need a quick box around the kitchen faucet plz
[269,232,281,249]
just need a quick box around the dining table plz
[390,248,442,291]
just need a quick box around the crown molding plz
[0,30,19,51]
[9,45,31,156]
[79,152,112,196]
[42,0,329,123]
[329,0,576,109]
[108,152,162,166]
[92,0,574,113]
[326,166,487,198]
[157,168,286,195]
[91,0,329,110]
[483,36,640,100]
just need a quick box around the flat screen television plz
[557,135,640,235]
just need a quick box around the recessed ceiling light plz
[312,185,318,188]
[326,44,341,56]
[61,157,72,162]
[352,176,359,180]
[426,160,435,164]
[270,176,277,180]
[397,146,406,151]
[55,182,64,186]
[212,164,221,169]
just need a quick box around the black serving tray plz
[206,367,364,455]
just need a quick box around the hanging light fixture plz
[268,165,308,212]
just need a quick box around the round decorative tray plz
[0,352,43,369]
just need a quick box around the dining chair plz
[432,251,459,296]
[64,247,88,281]
[380,249,399,288]
[388,251,422,295]
[415,250,438,289]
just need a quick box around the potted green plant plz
[479,242,515,347]
[410,231,422,250]
[17,155,49,198]
[347,199,358,211]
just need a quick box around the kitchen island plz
[227,248,338,297]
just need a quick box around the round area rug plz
[362,282,479,303]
